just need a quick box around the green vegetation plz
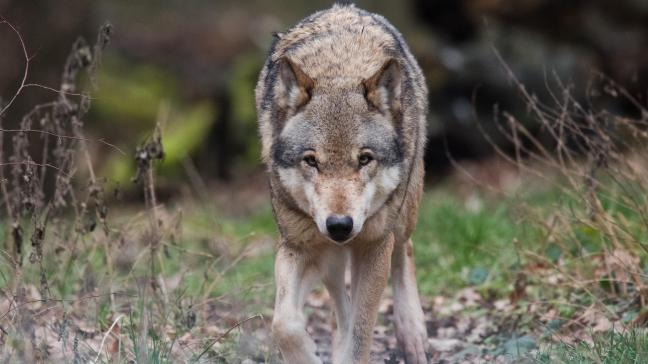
[3,176,648,361]
[2,1,648,362]
[537,330,648,364]
[413,190,526,295]
[95,56,217,184]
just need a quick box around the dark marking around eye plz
[272,138,315,168]
[271,118,316,168]
[370,137,403,166]
[359,123,404,166]
[272,139,300,168]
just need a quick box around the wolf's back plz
[255,4,427,165]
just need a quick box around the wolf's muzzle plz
[326,215,354,242]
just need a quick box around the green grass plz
[536,330,648,363]
[178,204,277,301]
[0,185,551,307]
[175,187,534,299]
[413,189,526,295]
[4,182,647,362]
[191,187,536,298]
[137,187,534,304]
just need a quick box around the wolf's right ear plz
[276,57,315,113]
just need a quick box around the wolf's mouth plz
[325,234,354,246]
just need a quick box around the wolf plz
[255,3,429,363]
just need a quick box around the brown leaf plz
[509,272,527,304]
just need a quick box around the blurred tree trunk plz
[212,87,233,181]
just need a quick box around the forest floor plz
[3,164,648,363]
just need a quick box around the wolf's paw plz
[396,323,429,364]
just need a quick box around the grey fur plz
[256,4,430,363]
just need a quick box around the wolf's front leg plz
[335,235,394,363]
[272,244,322,364]
[320,247,351,363]
[392,238,429,363]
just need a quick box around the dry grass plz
[0,20,276,363]
[3,17,648,364]
[460,49,648,357]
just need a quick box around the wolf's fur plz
[255,4,429,363]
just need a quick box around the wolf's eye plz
[358,152,374,167]
[303,154,318,168]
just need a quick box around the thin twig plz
[23,83,95,98]
[0,17,30,117]
[0,128,125,155]
[93,314,124,364]
[0,291,133,320]
[194,314,263,361]
[0,161,72,179]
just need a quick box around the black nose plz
[326,215,354,242]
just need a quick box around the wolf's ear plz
[277,57,315,112]
[363,59,402,116]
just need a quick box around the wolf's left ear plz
[277,57,315,112]
[363,59,402,116]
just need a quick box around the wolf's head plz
[270,57,404,244]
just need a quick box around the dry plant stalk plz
[0,17,241,363]
[469,49,648,324]
[0,18,116,362]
